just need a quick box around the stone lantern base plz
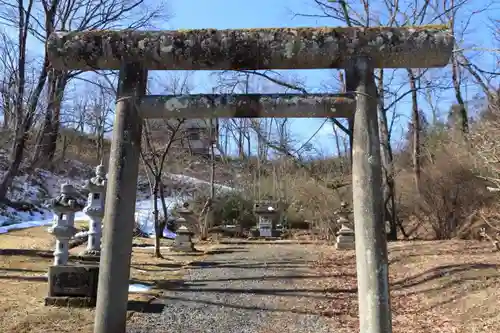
[45,264,99,308]
[81,249,101,257]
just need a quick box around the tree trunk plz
[158,180,169,222]
[152,181,161,258]
[345,67,357,164]
[0,129,28,200]
[448,0,468,134]
[377,69,398,241]
[408,69,421,192]
[32,70,68,168]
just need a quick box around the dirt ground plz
[309,240,500,333]
[1,226,498,333]
[0,226,213,333]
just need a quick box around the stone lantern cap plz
[253,200,281,215]
[176,225,193,235]
[47,184,84,214]
[83,164,107,191]
[337,215,349,224]
[337,224,354,236]
[176,203,194,216]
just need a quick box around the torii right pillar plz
[350,56,392,332]
[347,31,453,333]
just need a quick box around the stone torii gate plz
[47,26,454,333]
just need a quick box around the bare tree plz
[141,118,186,257]
[82,81,115,162]
[0,0,168,201]
[0,0,41,201]
[28,0,167,166]
[139,73,194,257]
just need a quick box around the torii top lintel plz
[47,25,454,71]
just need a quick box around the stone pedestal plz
[335,224,355,250]
[45,264,99,308]
[172,226,195,252]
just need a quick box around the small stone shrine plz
[253,200,284,238]
[172,225,195,252]
[45,183,99,308]
[81,163,107,256]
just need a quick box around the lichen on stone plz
[47,26,454,71]
[138,93,356,118]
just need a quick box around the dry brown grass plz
[307,240,500,333]
[0,226,212,333]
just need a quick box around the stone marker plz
[172,226,195,252]
[45,264,99,307]
[335,224,355,250]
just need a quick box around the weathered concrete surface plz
[351,57,392,333]
[139,94,355,119]
[94,63,147,333]
[47,26,454,71]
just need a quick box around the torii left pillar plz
[93,63,146,332]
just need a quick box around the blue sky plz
[3,0,498,156]
[159,0,498,154]
[164,0,343,154]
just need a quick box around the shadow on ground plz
[127,300,165,313]
[186,258,310,270]
[0,248,99,262]
[0,248,52,258]
[158,294,336,317]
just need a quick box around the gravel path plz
[127,244,334,333]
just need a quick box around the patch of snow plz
[163,229,176,239]
[0,206,51,227]
[74,230,89,238]
[0,217,54,234]
[134,197,187,236]
[167,173,236,193]
[128,283,152,292]
[0,163,238,235]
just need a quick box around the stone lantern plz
[82,164,107,256]
[172,203,195,252]
[335,201,355,250]
[47,184,85,266]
